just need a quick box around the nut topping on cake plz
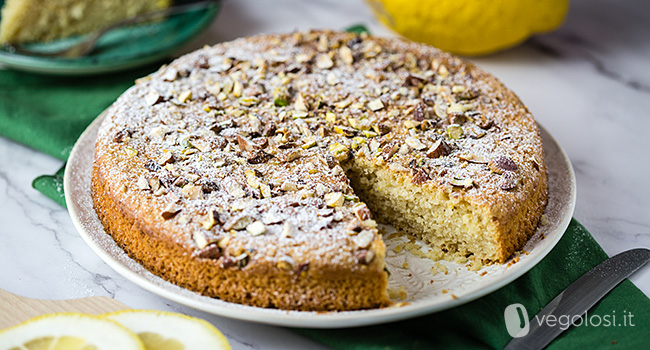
[92,30,548,311]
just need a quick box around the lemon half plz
[0,313,144,350]
[370,0,569,55]
[104,310,231,350]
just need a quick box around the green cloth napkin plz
[1,37,649,350]
[297,220,650,349]
[0,65,162,206]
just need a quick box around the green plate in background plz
[0,0,220,75]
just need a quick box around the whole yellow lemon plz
[369,0,569,55]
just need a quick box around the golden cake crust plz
[92,30,547,311]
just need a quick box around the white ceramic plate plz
[65,113,576,328]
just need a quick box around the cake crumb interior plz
[344,159,500,263]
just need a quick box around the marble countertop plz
[1,0,648,348]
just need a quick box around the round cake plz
[92,30,548,311]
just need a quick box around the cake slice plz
[0,0,170,43]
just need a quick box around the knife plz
[504,248,650,350]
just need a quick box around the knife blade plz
[504,248,650,350]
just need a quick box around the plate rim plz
[64,112,576,328]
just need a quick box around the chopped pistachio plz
[316,54,334,69]
[489,155,519,174]
[281,180,298,192]
[260,183,272,198]
[447,103,473,114]
[162,68,178,81]
[246,220,266,236]
[149,177,161,191]
[356,249,375,265]
[325,192,345,207]
[452,85,466,93]
[177,215,189,224]
[221,77,234,94]
[382,143,399,160]
[329,142,350,161]
[274,96,289,107]
[299,189,315,199]
[236,135,254,151]
[225,215,255,231]
[225,181,246,198]
[201,209,220,230]
[499,171,519,190]
[325,111,337,123]
[333,126,355,137]
[352,204,371,222]
[206,83,220,96]
[182,148,197,155]
[178,90,192,103]
[447,124,464,139]
[353,230,374,249]
[362,40,382,57]
[334,99,352,109]
[232,80,243,97]
[280,149,301,163]
[540,214,549,226]
[339,45,354,65]
[438,64,449,76]
[295,53,313,63]
[282,222,294,238]
[403,120,419,129]
[193,231,210,249]
[239,96,259,106]
[362,130,378,138]
[426,139,451,159]
[294,93,309,112]
[451,177,474,188]
[145,91,162,106]
[301,137,317,149]
[191,139,211,152]
[244,170,260,189]
[277,256,294,270]
[317,34,329,52]
[369,139,380,153]
[326,72,338,85]
[405,137,427,150]
[233,252,250,268]
[457,153,489,164]
[181,184,202,200]
[292,110,308,119]
[125,148,138,158]
[197,244,221,260]
[367,98,384,111]
[161,203,181,220]
[136,175,149,190]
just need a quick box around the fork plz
[4,0,219,58]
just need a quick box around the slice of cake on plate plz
[0,0,170,43]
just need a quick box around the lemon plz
[369,0,569,55]
[0,313,144,350]
[104,310,231,350]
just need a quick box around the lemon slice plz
[0,313,144,350]
[104,310,231,350]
